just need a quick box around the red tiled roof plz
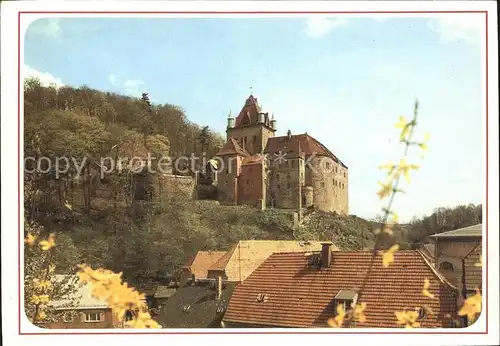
[216,138,250,157]
[264,133,347,168]
[224,250,458,328]
[464,245,482,291]
[183,251,227,280]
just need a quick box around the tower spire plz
[249,85,253,96]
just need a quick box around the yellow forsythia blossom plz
[352,302,367,323]
[33,278,52,291]
[39,233,56,251]
[397,159,419,184]
[395,310,421,328]
[77,265,161,328]
[458,290,482,321]
[382,244,399,267]
[377,181,393,199]
[25,233,35,246]
[422,279,435,299]
[327,304,346,328]
[31,294,50,305]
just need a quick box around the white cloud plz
[24,64,64,88]
[304,17,349,39]
[108,73,118,86]
[29,18,62,39]
[428,15,483,45]
[123,79,145,96]
[107,73,146,97]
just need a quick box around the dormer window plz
[333,290,359,314]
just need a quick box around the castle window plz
[224,180,228,185]
[321,182,325,188]
[277,184,281,189]
[287,183,291,189]
[247,180,250,185]
[325,162,330,169]
[291,160,295,168]
[333,179,337,186]
[286,173,291,181]
[276,174,280,179]
[344,172,346,178]
[253,135,257,143]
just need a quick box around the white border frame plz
[2,1,498,346]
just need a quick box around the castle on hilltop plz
[199,94,349,214]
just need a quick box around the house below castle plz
[201,94,349,214]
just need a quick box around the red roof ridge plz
[416,249,459,291]
[209,244,238,270]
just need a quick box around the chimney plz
[321,242,333,268]
[216,276,222,299]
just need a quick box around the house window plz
[63,312,73,323]
[333,290,359,317]
[84,312,102,322]
[124,310,134,322]
[439,261,454,271]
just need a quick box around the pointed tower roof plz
[216,137,250,157]
[233,94,266,128]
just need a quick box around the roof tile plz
[224,250,458,328]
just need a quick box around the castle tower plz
[226,94,276,155]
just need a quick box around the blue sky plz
[24,15,485,222]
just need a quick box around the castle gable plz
[233,95,271,129]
